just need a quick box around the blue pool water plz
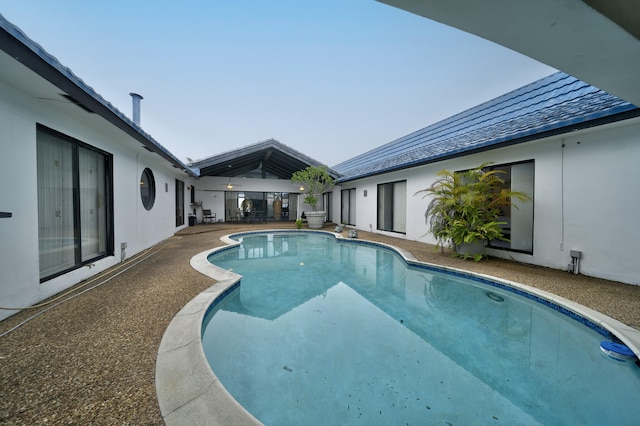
[202,232,640,425]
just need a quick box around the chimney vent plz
[129,92,143,125]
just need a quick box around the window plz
[341,188,356,225]
[322,192,332,223]
[487,161,534,253]
[377,180,406,233]
[224,191,297,222]
[37,125,113,281]
[140,168,156,210]
[175,179,184,226]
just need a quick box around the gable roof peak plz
[190,138,341,180]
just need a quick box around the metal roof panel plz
[333,72,638,181]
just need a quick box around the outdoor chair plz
[244,210,257,223]
[202,209,216,224]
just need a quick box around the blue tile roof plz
[333,72,638,182]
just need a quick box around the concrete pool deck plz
[2,222,640,424]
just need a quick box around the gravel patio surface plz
[1,222,639,425]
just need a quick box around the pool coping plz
[155,230,640,425]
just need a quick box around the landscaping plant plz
[416,163,530,260]
[291,165,335,211]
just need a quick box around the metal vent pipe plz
[129,92,143,125]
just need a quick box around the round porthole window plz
[140,167,156,210]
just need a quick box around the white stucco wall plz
[0,87,40,316]
[557,123,640,283]
[0,79,194,320]
[337,117,640,286]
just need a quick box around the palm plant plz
[416,164,530,260]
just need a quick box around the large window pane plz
[79,146,107,261]
[341,190,349,224]
[341,189,356,225]
[322,192,332,223]
[378,183,392,231]
[488,161,534,253]
[37,126,113,280]
[509,162,534,252]
[37,132,75,277]
[223,191,294,222]
[392,181,406,233]
[377,181,406,233]
[175,179,184,226]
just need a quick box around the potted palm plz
[416,163,530,260]
[291,165,335,229]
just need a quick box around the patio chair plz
[202,209,216,224]
[244,210,257,223]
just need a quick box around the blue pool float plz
[600,341,637,363]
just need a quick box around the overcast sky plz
[2,0,555,166]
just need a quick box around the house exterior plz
[188,138,341,224]
[332,72,640,286]
[2,8,639,323]
[0,16,198,321]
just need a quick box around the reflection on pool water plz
[202,232,640,425]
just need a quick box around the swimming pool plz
[155,230,640,425]
[199,232,640,425]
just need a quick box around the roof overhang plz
[191,139,341,180]
[377,0,640,107]
[337,108,640,183]
[0,15,197,178]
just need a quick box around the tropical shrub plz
[416,163,531,260]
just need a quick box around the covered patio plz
[187,139,341,224]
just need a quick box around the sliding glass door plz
[377,181,406,233]
[37,125,113,281]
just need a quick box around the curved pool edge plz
[155,239,262,426]
[155,230,640,425]
[412,262,640,356]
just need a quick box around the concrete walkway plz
[1,222,639,424]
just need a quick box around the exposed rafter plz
[190,138,341,180]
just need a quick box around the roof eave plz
[0,16,198,178]
[336,106,640,183]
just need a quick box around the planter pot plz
[456,240,485,257]
[305,211,325,229]
[273,199,282,218]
